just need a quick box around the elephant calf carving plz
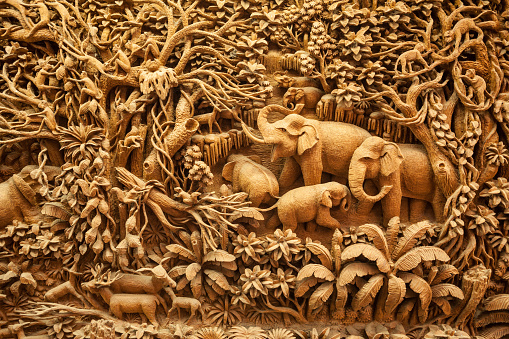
[348,136,446,226]
[222,154,279,207]
[262,182,350,232]
[283,87,324,116]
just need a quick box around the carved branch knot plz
[139,63,178,100]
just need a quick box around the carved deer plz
[194,105,242,133]
[165,287,205,324]
[82,271,165,327]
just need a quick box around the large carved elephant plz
[0,165,62,229]
[264,181,351,231]
[222,154,279,207]
[348,136,446,226]
[242,104,373,187]
[282,87,324,115]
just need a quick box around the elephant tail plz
[255,202,278,212]
[268,191,280,200]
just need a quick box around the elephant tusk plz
[241,122,266,144]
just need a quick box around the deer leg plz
[186,307,196,325]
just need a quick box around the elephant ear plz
[295,88,305,102]
[380,143,404,177]
[320,190,333,208]
[247,155,262,164]
[298,125,319,155]
[222,162,236,182]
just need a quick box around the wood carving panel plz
[0,0,508,338]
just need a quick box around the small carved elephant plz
[222,154,279,207]
[264,182,351,231]
[283,87,324,115]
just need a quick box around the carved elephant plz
[264,181,351,231]
[242,104,372,187]
[348,136,446,226]
[273,72,321,88]
[222,154,279,207]
[283,87,324,115]
[0,165,62,229]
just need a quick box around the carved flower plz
[265,229,302,263]
[489,231,509,253]
[486,142,509,167]
[357,61,386,86]
[270,268,296,298]
[480,177,509,209]
[465,205,499,236]
[238,60,266,83]
[239,265,272,298]
[332,81,362,108]
[233,232,266,263]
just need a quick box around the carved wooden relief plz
[0,0,509,338]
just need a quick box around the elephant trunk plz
[241,122,266,144]
[348,162,392,204]
[341,188,352,212]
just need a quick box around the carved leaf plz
[309,282,334,311]
[392,221,430,260]
[432,297,451,315]
[386,217,400,254]
[296,264,334,282]
[336,282,348,310]
[204,269,231,292]
[397,299,415,323]
[41,202,71,221]
[352,274,384,311]
[186,263,201,281]
[331,229,343,274]
[394,247,449,272]
[359,224,389,257]
[295,277,318,297]
[478,326,509,339]
[338,263,379,286]
[166,244,197,262]
[342,244,390,273]
[385,274,406,313]
[431,283,464,299]
[168,265,187,278]
[190,273,202,299]
[475,311,509,327]
[398,272,431,311]
[20,272,37,288]
[306,242,333,271]
[203,250,236,264]
[432,264,459,284]
[484,294,509,311]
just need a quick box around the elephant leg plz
[249,194,263,208]
[306,220,317,232]
[280,213,298,232]
[316,206,341,229]
[266,211,281,229]
[431,192,447,223]
[278,157,301,188]
[380,173,402,227]
[400,197,410,223]
[409,199,428,223]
